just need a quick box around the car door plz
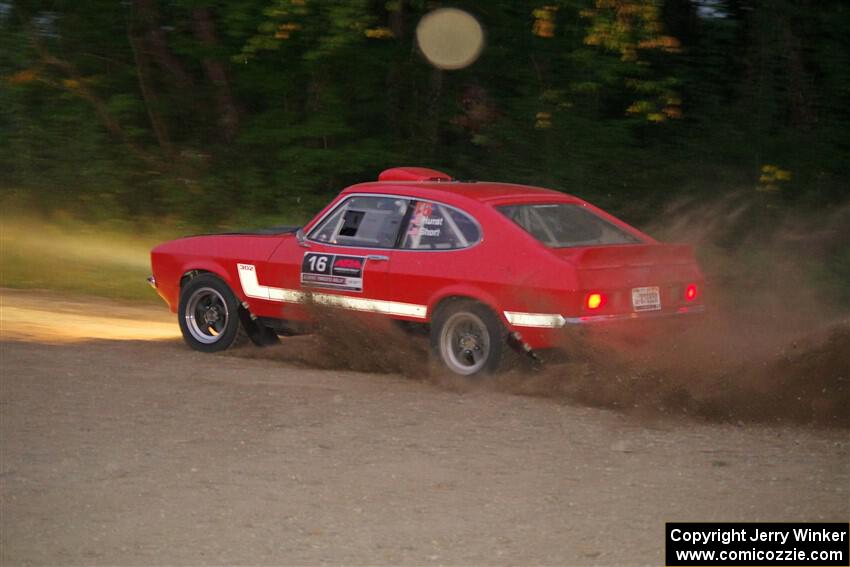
[387,199,485,314]
[263,194,418,321]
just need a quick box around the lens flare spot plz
[416,8,484,70]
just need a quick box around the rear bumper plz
[505,304,706,351]
[562,304,705,325]
[504,304,705,329]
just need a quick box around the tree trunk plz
[782,16,816,129]
[127,17,174,157]
[191,6,239,142]
[133,0,194,91]
[386,0,405,139]
[425,68,443,157]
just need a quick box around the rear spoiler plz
[570,244,696,269]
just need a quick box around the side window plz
[309,196,410,248]
[401,201,481,250]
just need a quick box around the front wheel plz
[178,274,247,352]
[430,300,508,377]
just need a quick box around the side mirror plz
[295,227,310,248]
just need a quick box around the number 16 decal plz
[301,252,366,292]
[306,254,329,273]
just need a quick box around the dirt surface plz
[1,289,848,565]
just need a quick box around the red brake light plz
[685,284,698,302]
[586,293,605,310]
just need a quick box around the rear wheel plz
[430,300,507,377]
[178,274,247,352]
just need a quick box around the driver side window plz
[309,196,410,248]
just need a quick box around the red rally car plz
[149,167,705,376]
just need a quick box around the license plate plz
[632,286,661,312]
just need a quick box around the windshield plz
[498,203,642,248]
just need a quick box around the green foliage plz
[0,0,848,234]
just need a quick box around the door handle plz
[366,254,389,262]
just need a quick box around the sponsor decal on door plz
[301,252,365,292]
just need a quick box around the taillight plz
[586,292,605,310]
[685,284,698,302]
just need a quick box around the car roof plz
[341,180,585,207]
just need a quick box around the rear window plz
[498,203,641,248]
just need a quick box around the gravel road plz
[1,289,847,565]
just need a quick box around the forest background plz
[1,0,848,302]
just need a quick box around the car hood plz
[151,229,298,263]
[196,225,300,237]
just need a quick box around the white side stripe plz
[269,287,306,303]
[237,263,426,319]
[311,293,426,318]
[238,263,305,302]
[503,311,566,328]
[237,263,270,300]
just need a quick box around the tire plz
[178,274,247,353]
[430,300,508,377]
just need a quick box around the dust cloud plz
[234,194,850,427]
[500,195,850,427]
[235,311,430,376]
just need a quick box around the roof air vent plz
[378,167,452,183]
